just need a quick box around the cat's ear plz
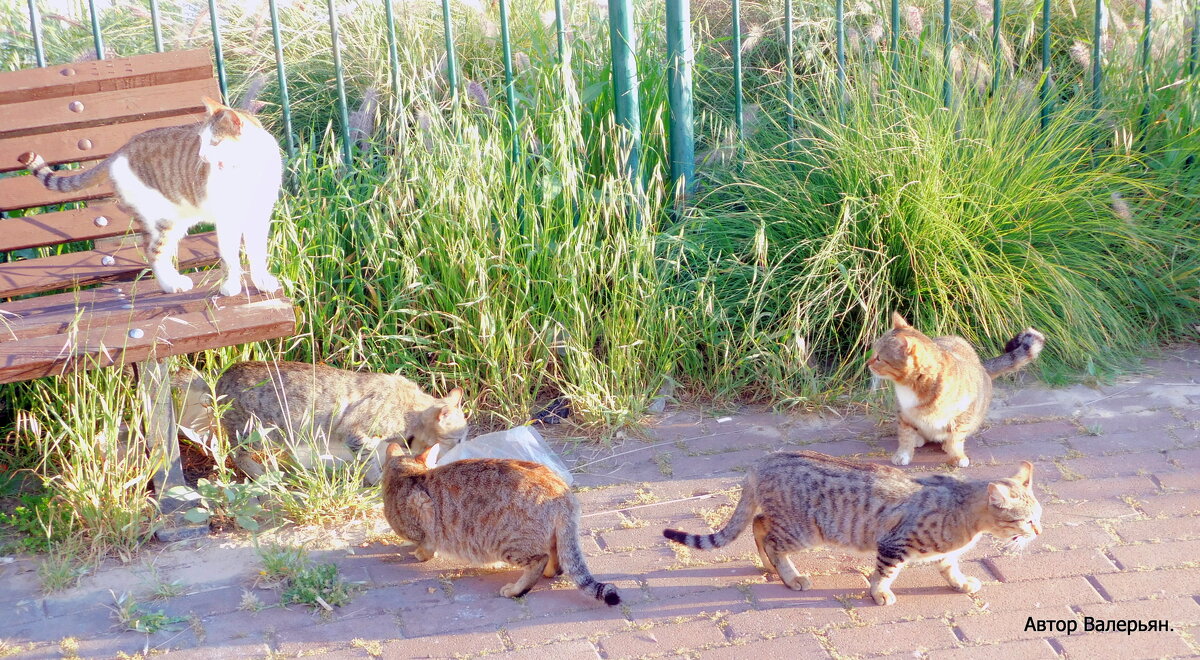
[386,442,407,459]
[987,482,1013,507]
[201,96,227,116]
[1014,461,1034,488]
[415,443,441,468]
[891,311,911,330]
[444,387,463,408]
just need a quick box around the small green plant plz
[165,470,282,532]
[108,590,187,634]
[37,538,90,593]
[254,544,357,613]
[0,492,70,554]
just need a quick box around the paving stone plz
[598,617,727,659]
[1067,430,1182,455]
[1053,629,1195,660]
[973,576,1104,612]
[1077,596,1200,627]
[1092,567,1200,601]
[926,638,1060,660]
[1077,411,1181,436]
[1108,539,1200,570]
[1113,515,1200,543]
[626,587,752,621]
[724,604,849,637]
[2,606,116,644]
[197,606,316,647]
[377,629,506,658]
[669,449,770,479]
[1057,452,1173,479]
[1041,497,1140,525]
[1028,522,1117,552]
[954,606,1077,642]
[519,580,636,618]
[600,525,669,551]
[503,606,629,647]
[973,439,1072,464]
[977,420,1081,445]
[788,439,874,456]
[851,564,980,624]
[826,618,959,656]
[273,613,402,655]
[494,639,601,660]
[1046,475,1161,501]
[398,596,525,638]
[747,572,866,613]
[343,580,450,617]
[985,547,1117,582]
[639,564,761,602]
[1135,491,1200,517]
[695,633,828,659]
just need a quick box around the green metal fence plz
[13,0,1200,198]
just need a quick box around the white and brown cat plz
[19,97,283,297]
[868,312,1045,467]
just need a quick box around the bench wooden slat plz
[0,294,296,385]
[0,201,133,252]
[0,231,221,298]
[0,112,206,174]
[0,78,218,140]
[0,271,279,342]
[0,163,115,212]
[0,50,214,106]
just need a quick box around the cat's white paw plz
[871,588,897,606]
[219,278,242,297]
[413,546,436,562]
[251,273,282,294]
[499,583,525,599]
[954,456,970,468]
[783,575,813,591]
[158,274,194,294]
[955,576,982,594]
[891,451,912,466]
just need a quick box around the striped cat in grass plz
[19,97,282,297]
[664,451,1041,606]
[868,312,1045,467]
[382,443,621,606]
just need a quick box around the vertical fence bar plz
[785,0,795,133]
[1092,0,1103,109]
[384,0,400,100]
[608,0,642,199]
[27,0,45,67]
[554,0,567,65]
[890,0,899,72]
[732,0,743,139]
[208,0,227,99]
[1139,0,1152,130]
[327,0,353,164]
[666,0,694,193]
[441,0,459,101]
[498,0,519,164]
[149,0,164,52]
[836,0,845,121]
[1039,0,1051,129]
[87,0,104,59]
[268,0,295,157]
[991,0,1001,93]
[1191,0,1199,76]
[941,0,951,108]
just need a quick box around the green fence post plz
[327,0,352,164]
[27,0,45,67]
[554,0,567,65]
[785,0,795,133]
[836,0,845,122]
[149,0,163,52]
[384,0,400,100]
[87,0,104,59]
[1139,0,1152,131]
[942,0,951,108]
[666,0,694,194]
[608,0,641,212]
[1092,0,1103,109]
[732,0,743,138]
[268,0,295,157]
[890,0,899,73]
[498,0,519,164]
[1039,0,1051,129]
[441,0,459,101]
[991,0,1001,93]
[1191,0,1199,76]
[208,0,227,99]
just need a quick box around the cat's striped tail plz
[558,511,621,606]
[982,327,1046,379]
[663,485,757,550]
[17,151,110,192]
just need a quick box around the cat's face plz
[867,312,930,382]
[197,97,265,162]
[986,461,1043,551]
[411,387,468,453]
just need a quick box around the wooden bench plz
[0,49,298,538]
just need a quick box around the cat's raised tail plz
[663,485,757,550]
[981,327,1046,379]
[18,152,111,192]
[558,511,621,606]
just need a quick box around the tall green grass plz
[0,0,1196,560]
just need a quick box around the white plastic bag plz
[436,425,573,485]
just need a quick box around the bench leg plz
[136,359,208,542]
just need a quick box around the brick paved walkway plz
[2,346,1199,659]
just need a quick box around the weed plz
[239,590,265,612]
[255,544,358,613]
[108,591,187,634]
[58,637,78,659]
[350,638,383,657]
[0,492,70,554]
